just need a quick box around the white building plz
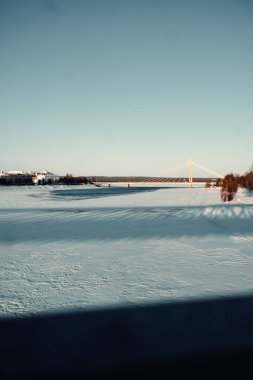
[8,170,26,175]
[32,171,59,184]
[0,170,59,184]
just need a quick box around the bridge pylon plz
[188,159,193,188]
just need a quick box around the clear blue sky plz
[1,0,253,177]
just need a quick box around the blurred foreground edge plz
[1,293,253,378]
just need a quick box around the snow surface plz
[1,184,253,318]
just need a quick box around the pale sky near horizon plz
[1,0,253,177]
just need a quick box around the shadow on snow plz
[1,204,253,242]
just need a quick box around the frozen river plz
[1,184,253,317]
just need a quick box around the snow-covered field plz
[1,184,253,318]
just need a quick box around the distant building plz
[32,171,59,185]
[8,170,26,175]
[0,170,59,185]
[4,173,35,186]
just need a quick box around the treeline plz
[206,170,253,202]
[42,175,92,185]
[59,174,89,185]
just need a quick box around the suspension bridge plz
[92,160,224,187]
